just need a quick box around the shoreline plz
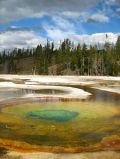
[2,150,120,159]
[0,75,120,82]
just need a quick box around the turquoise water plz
[26,110,79,122]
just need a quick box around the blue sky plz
[0,0,120,50]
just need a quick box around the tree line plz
[0,36,120,76]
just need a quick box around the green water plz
[27,110,79,122]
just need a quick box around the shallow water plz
[0,78,120,154]
[78,85,120,104]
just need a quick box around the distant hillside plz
[0,57,34,74]
[0,57,79,75]
[0,38,120,76]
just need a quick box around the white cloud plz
[0,30,46,51]
[52,16,75,30]
[87,13,109,23]
[10,26,17,29]
[64,32,119,45]
[105,0,116,5]
[0,29,119,51]
[62,11,109,24]
[44,25,119,45]
[90,32,118,44]
[62,11,81,18]
[47,28,67,40]
[0,0,98,24]
[116,8,120,15]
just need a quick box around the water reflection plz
[33,89,67,94]
[0,88,33,101]
[0,85,120,105]
[73,86,120,105]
